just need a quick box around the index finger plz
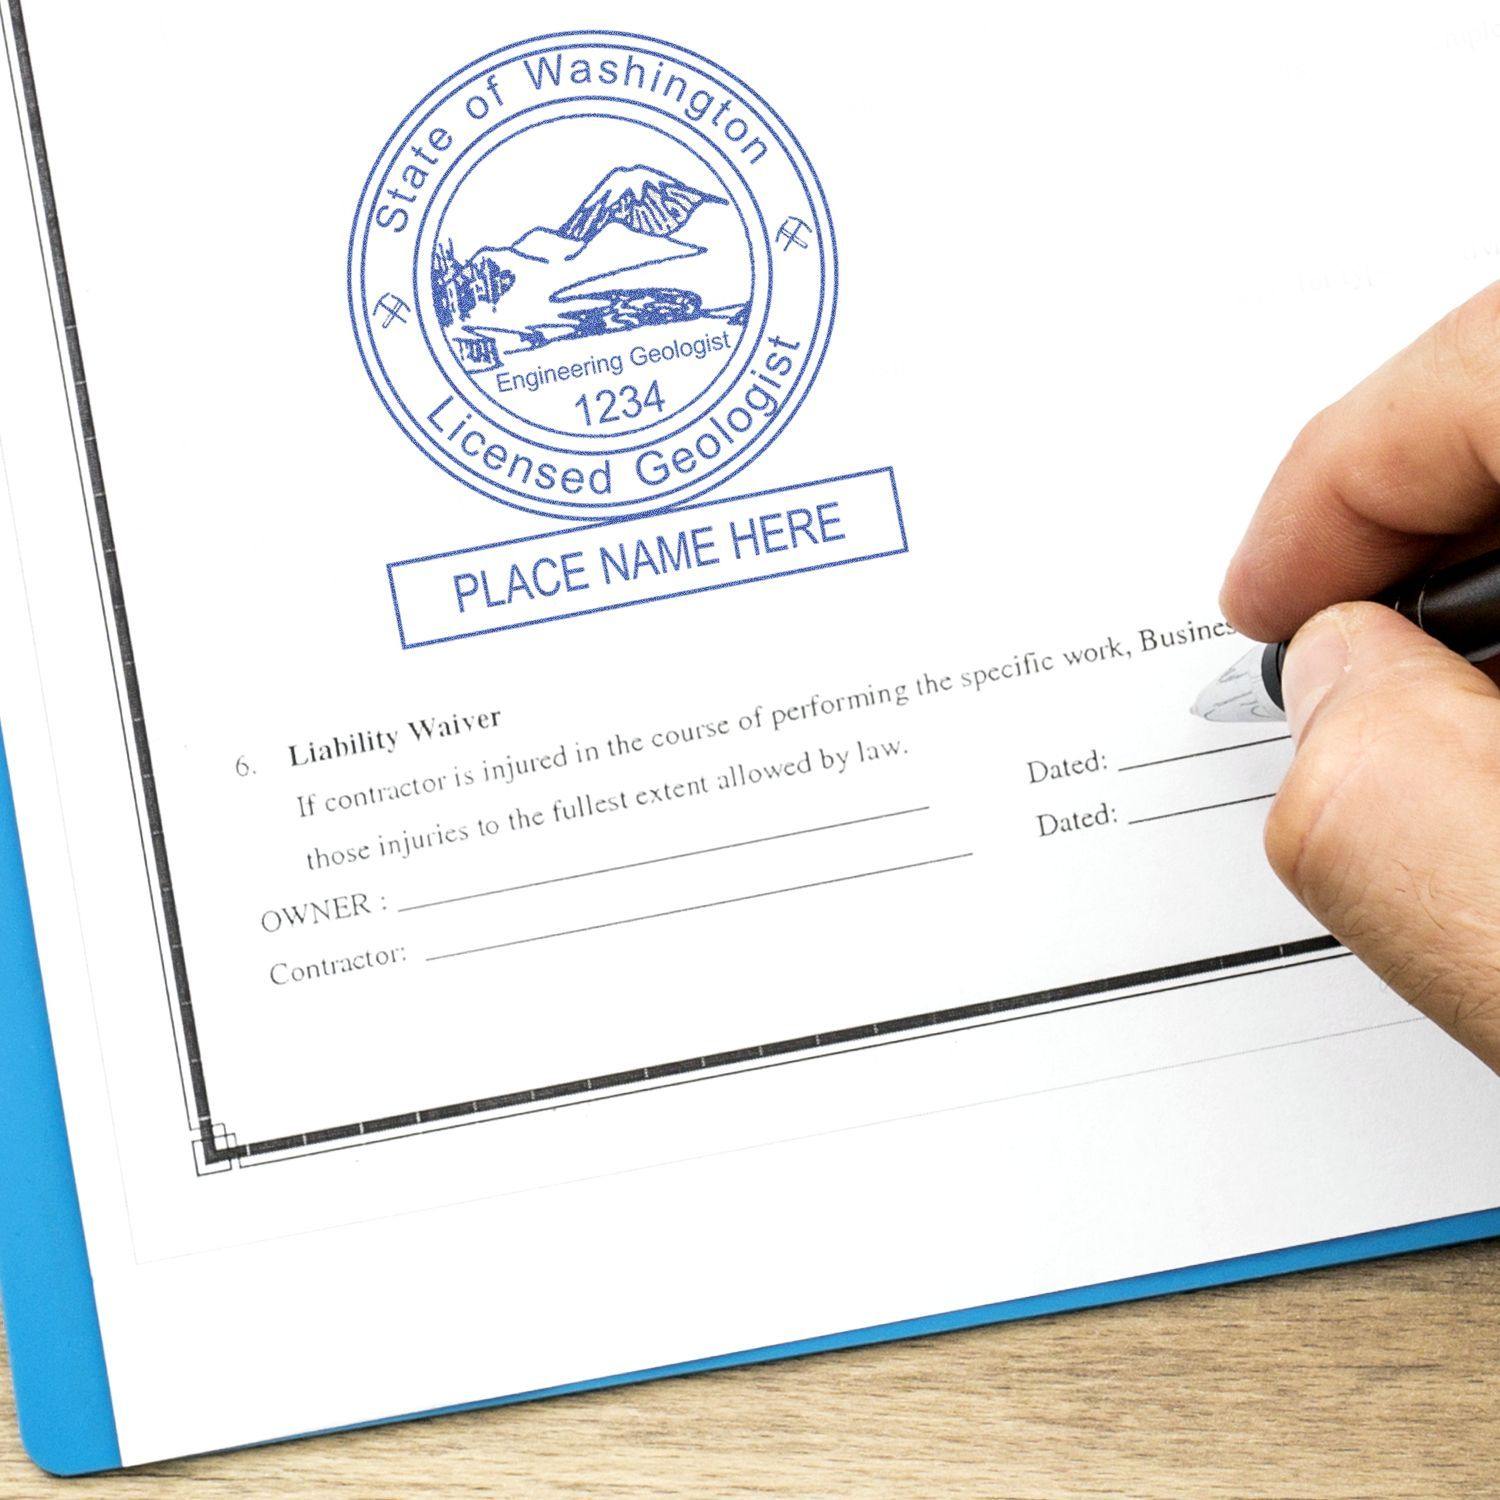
[1220,281,1500,643]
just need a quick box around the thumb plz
[1266,602,1500,1072]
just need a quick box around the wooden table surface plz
[3,1239,1499,1496]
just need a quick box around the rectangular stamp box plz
[387,466,907,648]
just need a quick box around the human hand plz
[1221,282,1500,1072]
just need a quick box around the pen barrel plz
[1379,546,1500,664]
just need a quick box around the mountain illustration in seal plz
[558,165,725,239]
[432,163,748,368]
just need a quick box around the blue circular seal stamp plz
[351,31,836,520]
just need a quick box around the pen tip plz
[1189,644,1286,724]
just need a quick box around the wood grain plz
[4,1240,1499,1496]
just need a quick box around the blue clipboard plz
[4,723,1500,1476]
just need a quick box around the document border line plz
[4,0,214,1155]
[232,935,1348,1163]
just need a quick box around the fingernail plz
[1283,610,1352,744]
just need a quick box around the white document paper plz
[4,0,1500,1464]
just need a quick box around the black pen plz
[1192,545,1500,722]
